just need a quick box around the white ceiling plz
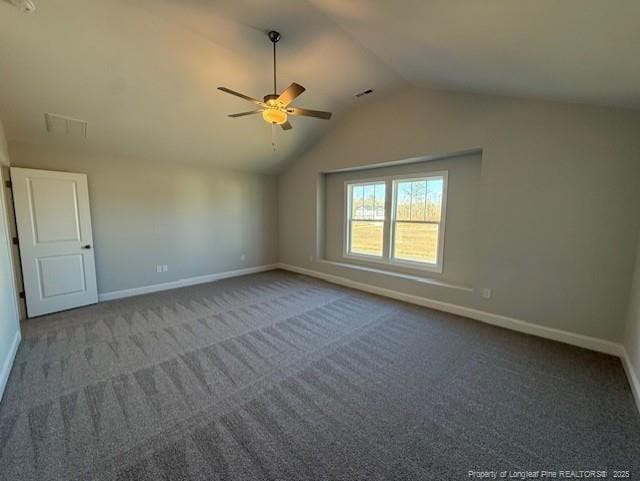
[1,0,638,173]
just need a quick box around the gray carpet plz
[0,270,638,480]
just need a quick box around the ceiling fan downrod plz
[268,31,281,96]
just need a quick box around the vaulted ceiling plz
[1,0,638,173]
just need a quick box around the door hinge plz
[19,292,25,299]
[5,180,11,188]
[12,236,18,245]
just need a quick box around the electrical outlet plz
[482,288,492,299]
[309,255,313,262]
[240,254,246,262]
[156,264,162,273]
[163,264,168,272]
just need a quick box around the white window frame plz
[344,171,448,273]
[344,178,389,260]
[389,171,448,273]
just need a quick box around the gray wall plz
[626,236,640,383]
[0,116,20,399]
[279,87,640,342]
[9,141,278,295]
[324,152,481,287]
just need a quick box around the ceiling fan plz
[218,30,332,133]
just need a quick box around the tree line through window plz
[346,172,447,271]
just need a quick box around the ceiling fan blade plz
[218,87,264,106]
[228,110,263,118]
[277,83,305,107]
[287,107,332,120]
[280,120,293,130]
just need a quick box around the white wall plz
[0,116,21,400]
[9,141,279,296]
[279,87,640,342]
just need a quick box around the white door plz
[11,167,98,317]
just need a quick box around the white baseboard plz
[621,348,640,415]
[0,329,21,402]
[99,264,279,302]
[277,263,623,357]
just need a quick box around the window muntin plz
[345,172,447,272]
[392,176,445,265]
[346,182,386,257]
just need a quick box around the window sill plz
[318,259,474,292]
[344,252,443,274]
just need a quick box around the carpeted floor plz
[0,270,638,480]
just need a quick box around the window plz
[391,175,446,267]
[345,172,447,272]
[346,181,386,257]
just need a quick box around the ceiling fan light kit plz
[218,30,332,138]
[262,107,287,125]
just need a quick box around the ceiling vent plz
[8,0,36,13]
[44,113,88,138]
[355,89,374,99]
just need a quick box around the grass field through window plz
[350,221,438,263]
[350,221,383,256]
[394,222,438,263]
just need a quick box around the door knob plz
[81,244,92,250]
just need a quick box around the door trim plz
[0,166,21,401]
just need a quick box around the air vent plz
[9,0,36,13]
[355,89,374,98]
[44,113,88,138]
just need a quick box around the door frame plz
[0,166,20,320]
[0,165,21,400]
